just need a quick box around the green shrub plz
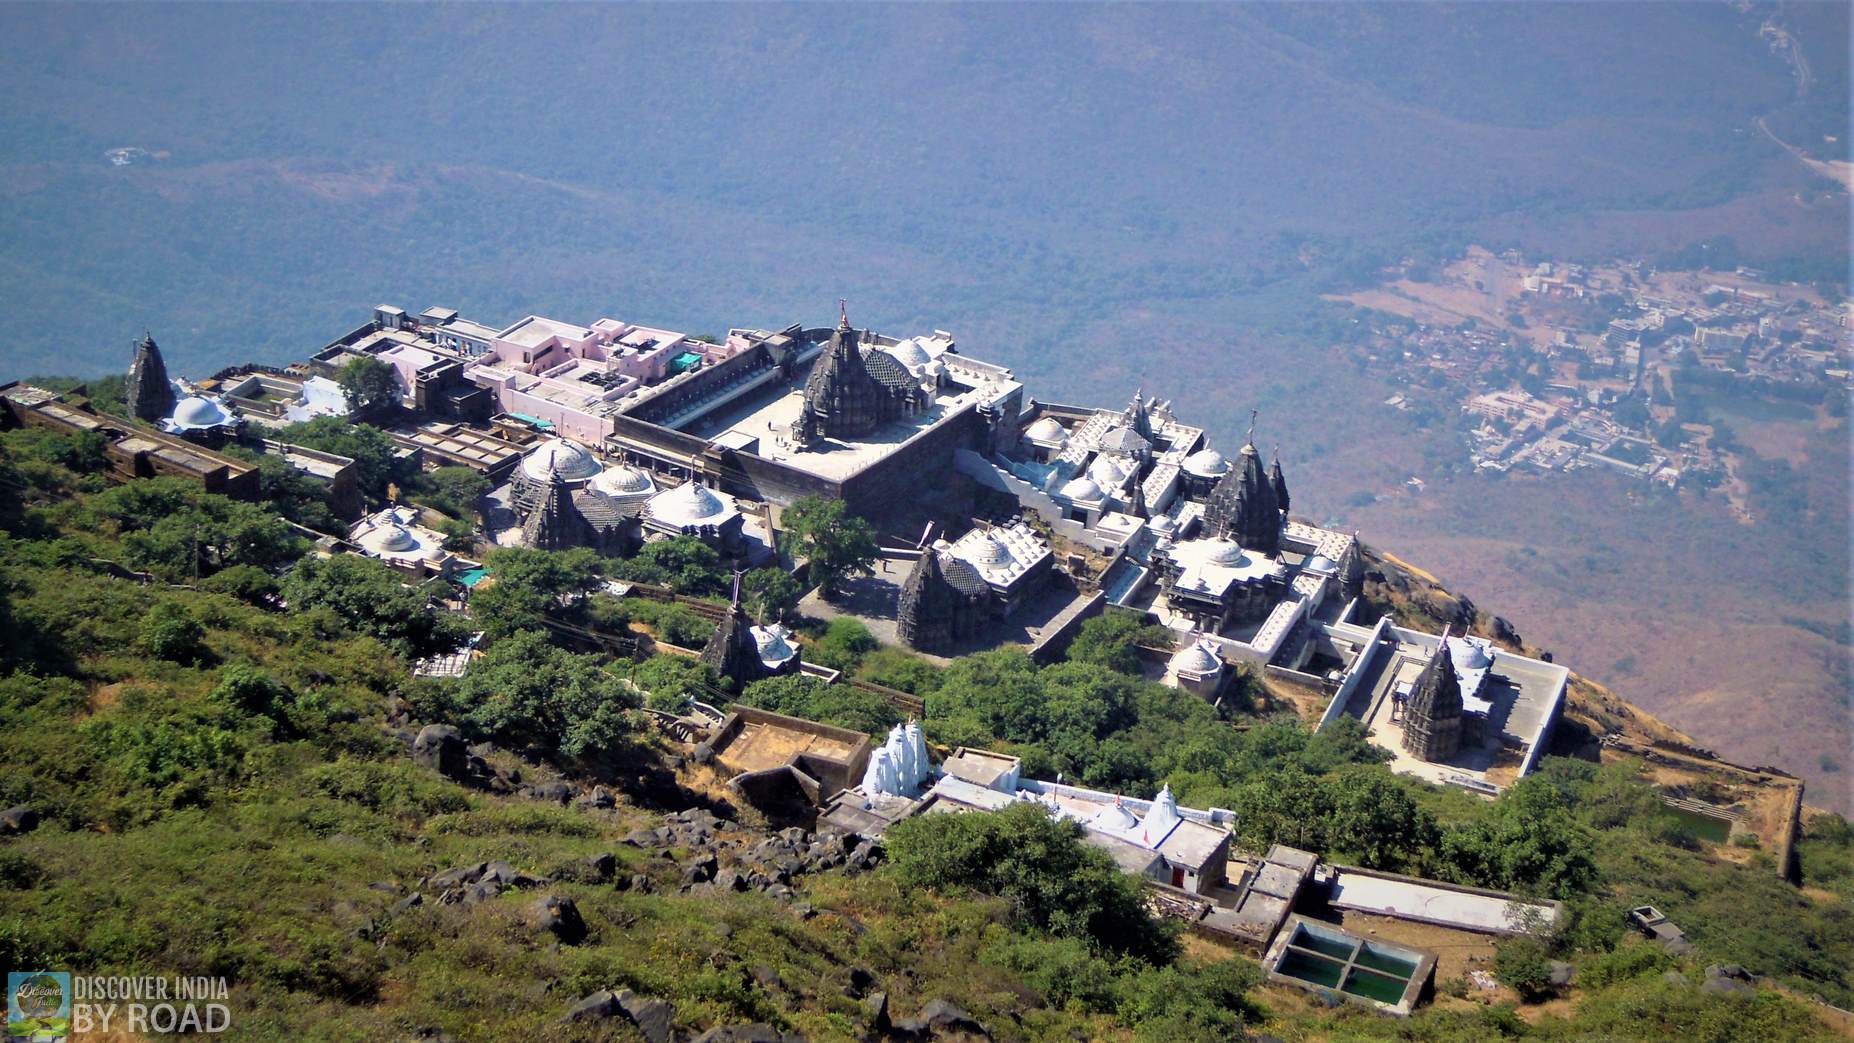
[1493,935,1556,999]
[1578,939,1671,989]
[140,602,206,663]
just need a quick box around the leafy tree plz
[1438,774,1595,898]
[140,602,206,663]
[469,546,605,639]
[645,602,717,648]
[737,674,903,735]
[627,655,720,713]
[410,466,490,520]
[445,630,639,760]
[609,535,728,595]
[337,355,400,415]
[208,664,291,720]
[782,495,877,601]
[1321,764,1437,871]
[740,566,801,622]
[198,564,281,606]
[805,616,877,673]
[269,417,409,501]
[885,802,1179,963]
[854,647,944,695]
[88,478,304,580]
[1493,934,1557,999]
[282,553,467,657]
[1065,610,1166,675]
[223,447,338,532]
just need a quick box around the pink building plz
[466,314,740,446]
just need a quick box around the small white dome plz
[1088,456,1128,485]
[1183,448,1229,477]
[884,339,931,369]
[649,481,727,525]
[1305,554,1337,573]
[171,396,228,427]
[1060,476,1104,502]
[1025,416,1068,443]
[521,438,602,483]
[370,524,418,553]
[592,464,652,495]
[1090,804,1140,831]
[1206,539,1244,566]
[1454,639,1493,670]
[753,625,796,663]
[1171,640,1223,676]
[969,533,1011,567]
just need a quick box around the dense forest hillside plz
[2,421,1851,1041]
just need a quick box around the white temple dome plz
[171,396,228,427]
[1183,448,1229,477]
[1025,416,1068,443]
[969,533,1011,566]
[1088,456,1128,485]
[1206,539,1244,566]
[1454,639,1493,670]
[649,481,727,525]
[521,438,602,483]
[1090,804,1140,832]
[369,524,419,554]
[753,625,796,663]
[1060,476,1104,502]
[884,339,931,369]
[1171,640,1223,676]
[1305,554,1337,573]
[591,464,652,495]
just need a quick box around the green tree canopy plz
[782,495,877,601]
[609,535,728,595]
[1065,609,1169,675]
[627,654,721,714]
[336,355,401,416]
[737,674,903,736]
[282,552,467,657]
[469,546,606,639]
[740,566,801,622]
[269,416,410,501]
[87,477,304,580]
[885,802,1179,963]
[445,629,640,760]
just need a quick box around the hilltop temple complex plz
[0,298,1569,796]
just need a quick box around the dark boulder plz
[564,990,621,1022]
[530,895,587,944]
[411,726,469,778]
[616,989,677,1043]
[894,1000,989,1042]
[0,806,41,836]
[587,852,617,881]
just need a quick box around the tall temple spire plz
[127,331,175,422]
[1403,626,1464,762]
[521,471,586,551]
[701,570,763,690]
[1269,444,1290,515]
